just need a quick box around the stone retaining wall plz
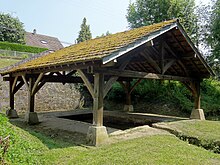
[0,76,81,113]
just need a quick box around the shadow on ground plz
[10,119,87,149]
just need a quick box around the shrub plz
[0,41,47,53]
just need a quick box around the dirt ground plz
[10,110,184,146]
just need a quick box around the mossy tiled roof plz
[3,19,177,74]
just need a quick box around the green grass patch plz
[41,135,220,165]
[0,114,48,164]
[1,114,220,164]
[155,120,220,153]
[0,41,47,53]
[0,58,21,68]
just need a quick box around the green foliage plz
[107,80,193,114]
[0,41,48,53]
[0,114,47,164]
[208,0,220,75]
[0,13,25,44]
[126,0,196,40]
[96,31,112,38]
[107,79,220,118]
[76,17,92,43]
[0,59,21,68]
[201,79,220,117]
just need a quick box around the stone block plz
[6,109,19,118]
[25,112,39,124]
[87,126,108,146]
[123,105,134,112]
[190,109,205,120]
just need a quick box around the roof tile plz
[4,20,176,74]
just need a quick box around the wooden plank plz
[94,68,195,81]
[77,69,95,99]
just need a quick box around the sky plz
[0,0,211,46]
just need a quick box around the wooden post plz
[25,77,39,124]
[28,77,35,112]
[9,79,14,110]
[93,73,104,126]
[125,81,131,106]
[6,77,18,118]
[87,73,108,146]
[190,81,205,120]
[194,81,201,109]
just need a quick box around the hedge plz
[0,42,48,53]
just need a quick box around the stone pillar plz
[25,77,39,124]
[87,73,108,146]
[190,81,205,120]
[6,78,18,118]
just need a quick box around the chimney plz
[33,29,36,35]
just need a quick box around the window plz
[40,40,47,44]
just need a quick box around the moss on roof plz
[3,19,177,74]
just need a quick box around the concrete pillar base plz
[123,105,134,112]
[6,109,19,119]
[87,126,108,146]
[190,109,205,120]
[25,112,39,124]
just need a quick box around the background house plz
[25,29,64,52]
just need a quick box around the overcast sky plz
[0,0,211,46]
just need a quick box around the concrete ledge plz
[87,126,108,146]
[6,109,19,119]
[123,105,134,112]
[190,109,205,120]
[25,112,39,124]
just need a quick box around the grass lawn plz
[157,120,220,142]
[1,114,220,165]
[41,135,220,165]
[0,58,20,68]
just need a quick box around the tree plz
[208,0,220,76]
[76,17,92,43]
[96,31,111,38]
[0,13,25,44]
[126,0,196,39]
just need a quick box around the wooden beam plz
[11,76,18,93]
[164,41,177,58]
[103,57,132,98]
[140,52,161,73]
[129,78,142,94]
[160,41,165,74]
[94,68,195,81]
[13,81,24,94]
[21,75,29,90]
[33,80,46,94]
[77,69,95,99]
[163,60,176,74]
[32,73,44,95]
